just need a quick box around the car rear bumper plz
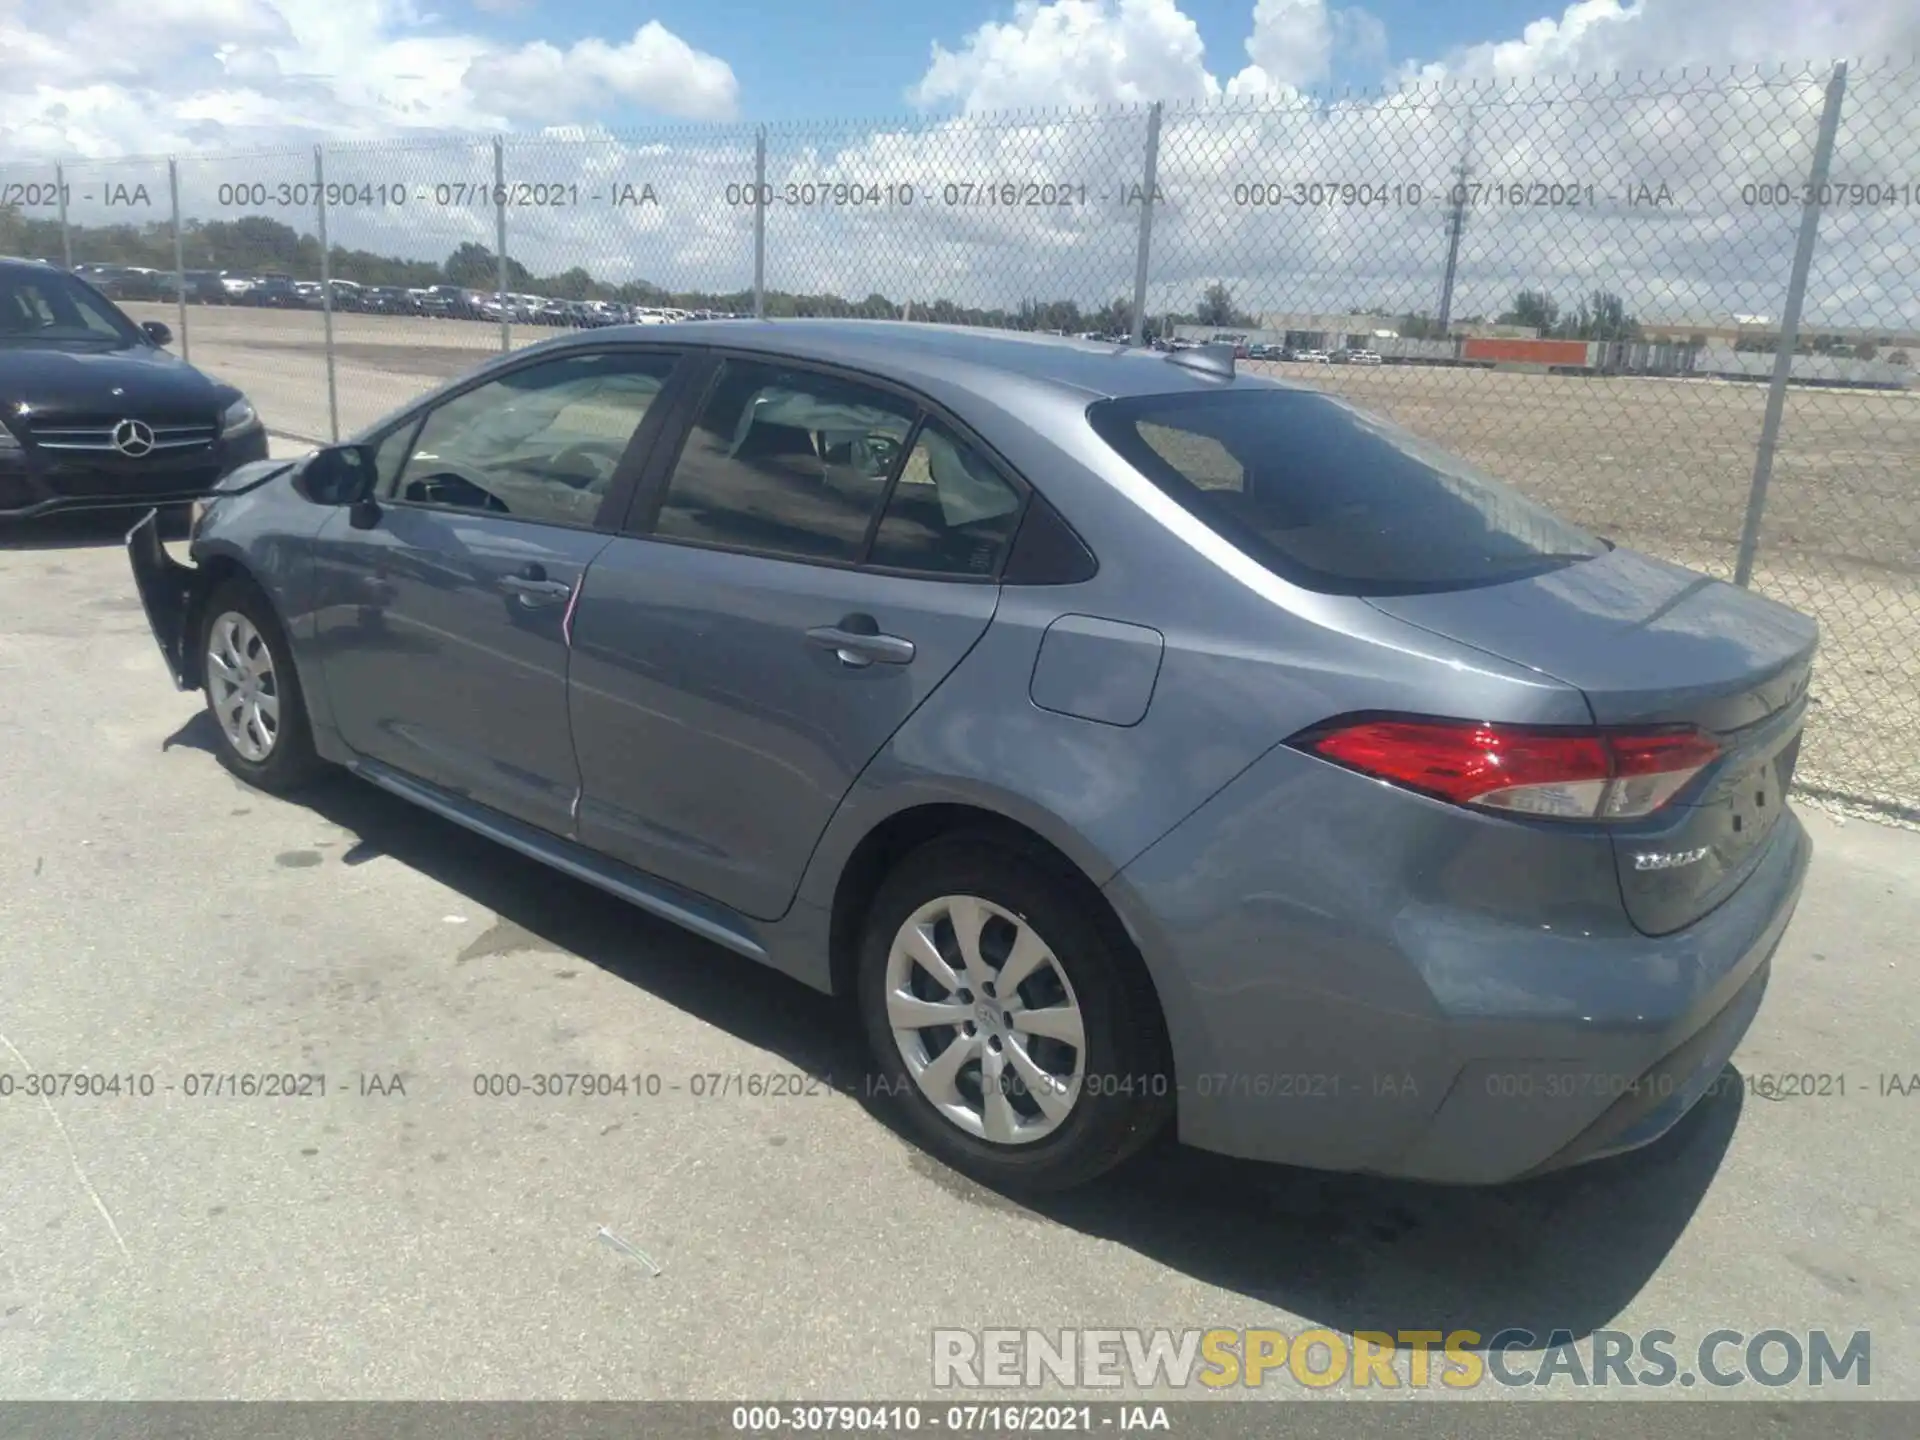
[0,427,268,519]
[1103,743,1812,1184]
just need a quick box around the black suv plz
[0,260,268,519]
[241,275,302,308]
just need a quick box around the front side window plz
[387,351,677,527]
[1088,387,1607,595]
[651,359,918,563]
[370,418,422,496]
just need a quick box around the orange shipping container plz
[1461,337,1593,365]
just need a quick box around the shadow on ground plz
[164,711,1743,1345]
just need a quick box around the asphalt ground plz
[1,501,1918,1408]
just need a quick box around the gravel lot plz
[1,487,1919,1407]
[121,303,1920,822]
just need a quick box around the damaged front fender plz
[126,508,206,692]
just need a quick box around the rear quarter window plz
[1088,387,1607,596]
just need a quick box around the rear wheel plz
[200,578,324,794]
[857,837,1172,1192]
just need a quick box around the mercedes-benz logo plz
[112,419,155,458]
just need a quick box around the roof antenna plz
[1165,342,1236,379]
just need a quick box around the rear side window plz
[1087,388,1606,595]
[651,359,917,563]
[867,420,1024,577]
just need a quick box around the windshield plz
[0,268,143,347]
[1087,386,1608,596]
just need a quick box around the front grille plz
[30,419,218,455]
[43,462,222,499]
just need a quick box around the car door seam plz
[563,535,618,837]
[775,581,1009,923]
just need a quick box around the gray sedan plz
[128,320,1816,1191]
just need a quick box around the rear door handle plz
[806,619,915,668]
[501,564,573,606]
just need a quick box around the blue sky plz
[466,0,1564,122]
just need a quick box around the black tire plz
[198,577,325,794]
[856,835,1173,1192]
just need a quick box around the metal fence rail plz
[2,60,1916,821]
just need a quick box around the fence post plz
[1129,102,1163,347]
[56,163,72,270]
[315,146,339,442]
[1734,62,1848,588]
[752,126,767,320]
[1437,106,1476,335]
[168,158,189,361]
[494,136,511,353]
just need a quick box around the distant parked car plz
[417,285,476,320]
[179,271,232,305]
[77,265,167,303]
[356,286,413,316]
[1345,349,1383,366]
[241,276,302,309]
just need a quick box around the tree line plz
[3,205,1645,340]
[1496,288,1643,342]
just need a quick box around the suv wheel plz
[857,837,1172,1192]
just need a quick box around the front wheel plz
[857,838,1172,1192]
[200,578,325,793]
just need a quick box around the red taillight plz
[1302,718,1719,820]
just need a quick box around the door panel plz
[568,539,999,920]
[312,505,611,834]
[307,347,686,834]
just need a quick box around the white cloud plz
[1409,0,1920,83]
[908,0,1222,110]
[903,0,1389,111]
[466,23,739,122]
[0,0,738,157]
[1228,0,1335,94]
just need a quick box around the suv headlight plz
[220,396,259,438]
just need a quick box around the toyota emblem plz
[112,419,155,457]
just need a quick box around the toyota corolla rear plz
[1086,383,1815,1183]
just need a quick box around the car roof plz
[532,317,1288,403]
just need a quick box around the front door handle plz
[806,615,915,667]
[501,564,573,606]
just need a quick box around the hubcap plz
[206,611,281,763]
[884,894,1087,1145]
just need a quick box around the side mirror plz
[142,321,173,347]
[291,443,379,519]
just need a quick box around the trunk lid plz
[1367,546,1818,935]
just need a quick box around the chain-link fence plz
[2,61,1916,821]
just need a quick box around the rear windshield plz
[1086,387,1607,595]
